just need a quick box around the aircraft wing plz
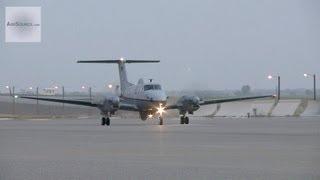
[21,96,140,111]
[165,104,179,110]
[20,96,98,107]
[165,95,274,110]
[199,95,274,105]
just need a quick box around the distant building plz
[18,88,34,95]
[41,88,58,96]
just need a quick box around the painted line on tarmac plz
[0,118,13,120]
[78,116,90,119]
[28,118,51,121]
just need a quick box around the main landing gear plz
[159,116,163,125]
[180,116,189,124]
[101,117,110,126]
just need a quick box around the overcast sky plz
[1,0,320,91]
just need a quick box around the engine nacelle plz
[98,96,120,115]
[176,95,200,115]
[139,111,148,121]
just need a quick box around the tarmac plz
[0,117,319,180]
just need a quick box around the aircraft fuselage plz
[120,80,167,116]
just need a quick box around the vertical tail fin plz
[77,58,160,95]
[117,60,132,92]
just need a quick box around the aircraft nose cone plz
[192,96,200,104]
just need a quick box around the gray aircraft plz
[21,58,273,126]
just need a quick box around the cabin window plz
[144,84,161,91]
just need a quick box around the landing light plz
[148,114,153,118]
[156,103,165,116]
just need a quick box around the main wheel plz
[106,117,110,126]
[101,117,106,126]
[180,116,185,124]
[159,117,163,125]
[184,117,189,124]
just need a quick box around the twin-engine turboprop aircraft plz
[21,58,274,126]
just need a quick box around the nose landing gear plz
[101,117,110,126]
[101,112,111,126]
[159,116,163,125]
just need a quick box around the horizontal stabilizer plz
[77,60,160,64]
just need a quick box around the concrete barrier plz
[301,100,320,116]
[192,104,218,116]
[215,101,253,117]
[271,100,301,116]
[213,100,277,117]
[251,100,275,116]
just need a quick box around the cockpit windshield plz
[144,84,162,91]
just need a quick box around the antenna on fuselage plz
[149,79,153,83]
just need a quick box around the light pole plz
[12,86,15,115]
[268,75,280,101]
[53,85,65,115]
[62,86,65,115]
[28,86,39,114]
[36,87,39,114]
[5,85,12,96]
[81,85,92,101]
[82,85,93,116]
[303,73,316,100]
[6,85,16,114]
[89,87,92,102]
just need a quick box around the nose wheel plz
[101,117,110,126]
[159,116,163,125]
